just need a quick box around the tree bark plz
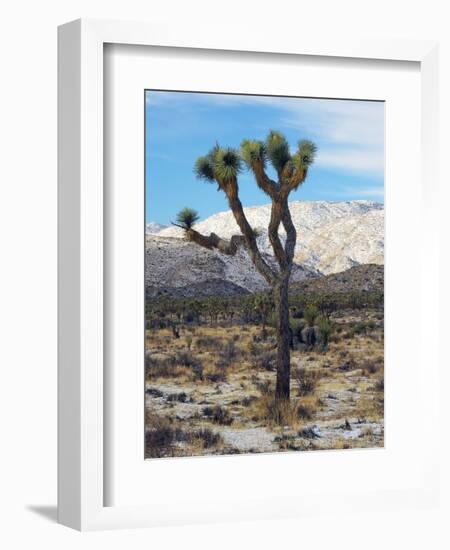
[185,228,246,255]
[226,194,275,285]
[274,276,291,400]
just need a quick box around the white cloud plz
[316,147,384,175]
[330,184,384,199]
[145,91,385,178]
[277,98,384,178]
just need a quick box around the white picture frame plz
[58,18,440,531]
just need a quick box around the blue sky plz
[145,91,384,225]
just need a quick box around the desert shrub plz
[304,304,319,327]
[195,428,222,448]
[145,420,222,458]
[145,353,176,379]
[247,340,259,357]
[240,395,257,407]
[192,363,204,381]
[298,426,320,439]
[221,339,237,363]
[206,366,227,383]
[252,396,317,427]
[297,397,319,420]
[216,357,230,378]
[206,340,238,382]
[361,360,378,375]
[374,377,384,391]
[177,350,196,367]
[203,405,233,425]
[255,350,277,371]
[195,335,222,351]
[175,350,204,380]
[257,397,295,426]
[145,425,175,458]
[146,387,164,398]
[255,379,272,395]
[349,321,368,337]
[166,392,188,403]
[294,367,319,396]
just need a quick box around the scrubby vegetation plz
[145,288,384,458]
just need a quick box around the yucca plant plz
[177,131,317,401]
[304,304,319,327]
[175,207,200,230]
[317,317,333,351]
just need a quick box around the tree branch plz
[221,181,276,285]
[251,161,279,199]
[268,199,287,271]
[281,167,308,196]
[184,228,246,255]
[171,222,190,230]
[281,202,297,267]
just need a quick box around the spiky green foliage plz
[304,304,319,327]
[292,140,318,171]
[240,139,267,169]
[194,156,215,182]
[176,207,200,230]
[317,317,333,351]
[266,130,291,173]
[195,145,242,184]
[213,147,242,181]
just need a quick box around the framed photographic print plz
[143,90,385,459]
[58,19,440,530]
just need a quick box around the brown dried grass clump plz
[248,392,320,428]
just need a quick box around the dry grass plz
[145,413,223,458]
[245,390,321,428]
[294,367,320,396]
[145,308,384,457]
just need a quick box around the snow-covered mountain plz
[151,200,384,277]
[145,235,319,298]
[146,222,168,234]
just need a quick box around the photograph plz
[144,90,385,459]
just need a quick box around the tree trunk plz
[274,276,291,400]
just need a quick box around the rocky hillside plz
[145,200,384,298]
[155,200,384,275]
[291,264,384,295]
[145,235,319,298]
[146,222,167,234]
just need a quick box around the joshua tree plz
[175,131,317,400]
[175,207,200,230]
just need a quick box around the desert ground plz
[145,284,384,458]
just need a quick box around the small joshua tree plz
[317,317,333,351]
[175,130,317,401]
[304,304,319,327]
[175,207,200,230]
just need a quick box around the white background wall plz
[0,1,448,548]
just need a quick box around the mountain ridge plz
[148,200,384,276]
